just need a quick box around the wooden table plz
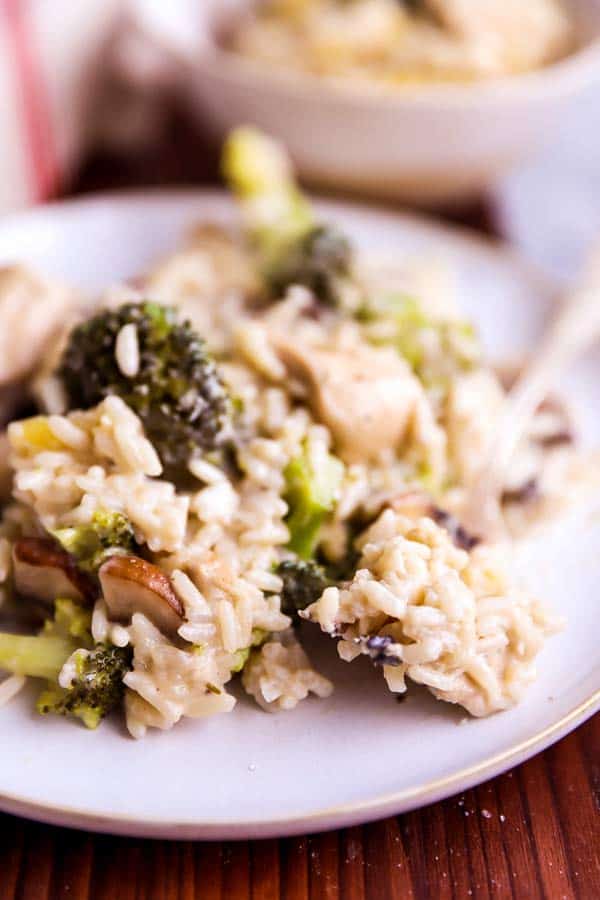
[0,713,597,899]
[1,110,598,900]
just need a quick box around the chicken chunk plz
[0,266,79,387]
[274,333,443,465]
[144,225,260,354]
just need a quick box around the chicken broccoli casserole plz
[0,130,589,737]
[229,0,575,86]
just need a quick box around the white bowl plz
[139,0,600,206]
[0,0,120,213]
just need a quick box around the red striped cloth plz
[2,0,59,204]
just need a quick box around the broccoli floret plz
[222,126,313,254]
[223,128,358,308]
[0,598,130,729]
[230,627,270,673]
[361,294,480,387]
[0,633,76,681]
[51,509,136,574]
[57,302,232,474]
[283,442,344,559]
[321,546,361,583]
[277,559,330,621]
[41,597,93,643]
[267,224,355,308]
[0,598,91,681]
[37,643,132,730]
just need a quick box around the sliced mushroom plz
[12,538,96,606]
[387,489,431,519]
[99,555,184,639]
[429,506,480,551]
[273,335,421,463]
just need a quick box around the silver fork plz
[461,247,600,543]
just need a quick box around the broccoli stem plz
[222,127,314,253]
[284,443,344,559]
[0,633,74,680]
[51,509,137,573]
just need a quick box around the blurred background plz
[2,0,600,277]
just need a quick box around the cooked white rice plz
[115,323,140,378]
[0,224,588,736]
[231,0,574,85]
[303,509,563,716]
[242,631,333,711]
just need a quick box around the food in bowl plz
[0,130,591,737]
[228,0,575,86]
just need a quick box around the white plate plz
[0,192,598,839]
[494,85,600,283]
[132,0,600,204]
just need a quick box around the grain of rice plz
[185,692,237,717]
[188,457,227,484]
[125,710,147,740]
[383,666,407,692]
[111,625,131,648]
[363,579,407,618]
[239,522,290,546]
[15,470,52,492]
[192,482,239,524]
[115,323,140,378]
[246,570,283,593]
[178,622,218,644]
[263,388,289,433]
[172,569,212,617]
[59,649,90,688]
[234,321,286,380]
[36,375,67,415]
[218,599,240,652]
[91,600,110,644]
[91,600,131,648]
[113,427,162,476]
[338,641,362,662]
[48,416,89,450]
[0,674,26,706]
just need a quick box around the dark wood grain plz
[1,110,596,900]
[0,716,597,899]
